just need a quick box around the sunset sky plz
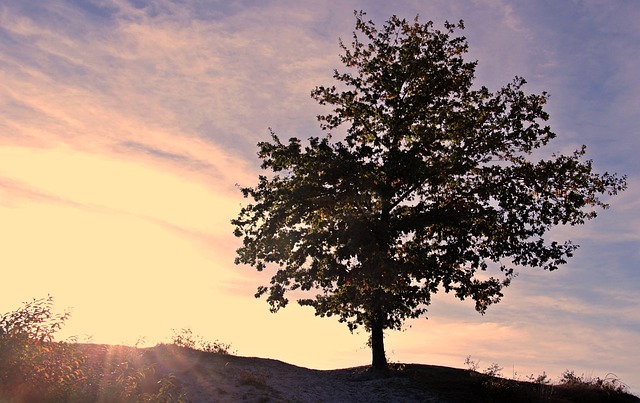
[1,0,639,393]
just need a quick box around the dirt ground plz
[81,344,640,403]
[141,345,451,402]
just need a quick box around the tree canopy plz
[231,12,627,369]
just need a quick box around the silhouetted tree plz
[232,12,626,370]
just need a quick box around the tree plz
[231,12,626,370]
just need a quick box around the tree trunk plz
[370,319,387,370]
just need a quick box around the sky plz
[1,0,639,393]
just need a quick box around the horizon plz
[1,0,639,395]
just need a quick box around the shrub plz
[0,297,190,402]
[0,296,84,402]
[464,356,638,402]
[170,327,234,355]
[560,370,630,394]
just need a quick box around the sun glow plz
[0,144,371,369]
[0,145,241,342]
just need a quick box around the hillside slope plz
[81,344,640,403]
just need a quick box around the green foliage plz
[232,10,627,368]
[170,327,234,355]
[0,297,190,402]
[0,296,83,401]
[78,356,189,403]
[150,376,191,403]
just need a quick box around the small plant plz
[483,362,503,378]
[77,346,191,403]
[526,371,551,385]
[464,356,638,402]
[145,375,190,403]
[560,370,630,394]
[464,356,517,399]
[463,356,502,377]
[464,355,480,373]
[237,369,269,389]
[170,328,234,355]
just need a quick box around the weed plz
[464,355,480,373]
[525,371,551,385]
[483,362,503,378]
[463,356,638,402]
[463,356,502,377]
[560,370,631,394]
[237,369,270,389]
[170,328,235,355]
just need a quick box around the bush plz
[170,327,234,355]
[559,370,631,394]
[0,297,190,402]
[463,356,638,402]
[0,296,84,401]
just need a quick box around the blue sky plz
[1,0,639,394]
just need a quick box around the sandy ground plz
[77,344,640,402]
[143,345,446,402]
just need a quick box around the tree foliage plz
[232,12,626,368]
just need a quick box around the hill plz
[2,343,639,402]
[3,298,637,402]
[76,344,640,402]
